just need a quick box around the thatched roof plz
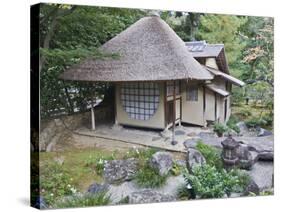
[186,41,229,74]
[60,16,213,82]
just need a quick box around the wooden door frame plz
[164,81,182,128]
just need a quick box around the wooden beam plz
[91,104,95,130]
[171,80,177,145]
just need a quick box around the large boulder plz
[87,183,109,194]
[257,128,273,137]
[244,179,260,195]
[128,189,175,204]
[258,151,274,161]
[149,152,173,176]
[103,158,138,184]
[198,132,217,139]
[237,143,259,170]
[186,148,206,172]
[246,161,274,191]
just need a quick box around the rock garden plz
[35,104,274,209]
[36,127,273,209]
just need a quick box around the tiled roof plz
[185,41,224,57]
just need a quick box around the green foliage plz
[123,147,158,165]
[259,190,274,196]
[196,141,223,169]
[39,4,146,119]
[245,117,267,128]
[168,12,202,41]
[135,163,168,188]
[261,113,273,127]
[177,184,191,200]
[227,115,240,133]
[54,192,110,208]
[237,108,252,118]
[230,169,251,193]
[198,14,247,66]
[171,162,185,176]
[124,148,168,188]
[213,122,229,137]
[85,153,116,176]
[183,165,240,198]
[40,161,77,206]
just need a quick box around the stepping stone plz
[175,130,185,136]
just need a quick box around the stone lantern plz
[221,135,239,169]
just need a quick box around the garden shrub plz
[177,184,191,200]
[213,122,228,137]
[227,115,241,133]
[135,163,168,188]
[230,169,251,193]
[183,165,240,198]
[237,108,252,118]
[40,162,77,206]
[196,141,223,170]
[261,113,273,128]
[245,117,267,128]
[54,192,110,208]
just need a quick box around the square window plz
[187,86,198,101]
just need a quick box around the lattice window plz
[187,86,198,101]
[166,81,180,96]
[121,82,160,120]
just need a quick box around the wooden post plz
[91,87,96,131]
[171,80,177,145]
[91,103,95,130]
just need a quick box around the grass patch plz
[39,161,76,206]
[135,163,168,188]
[123,147,158,162]
[39,148,125,207]
[54,192,110,208]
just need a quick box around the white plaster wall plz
[181,81,205,126]
[205,89,216,121]
[205,58,219,69]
